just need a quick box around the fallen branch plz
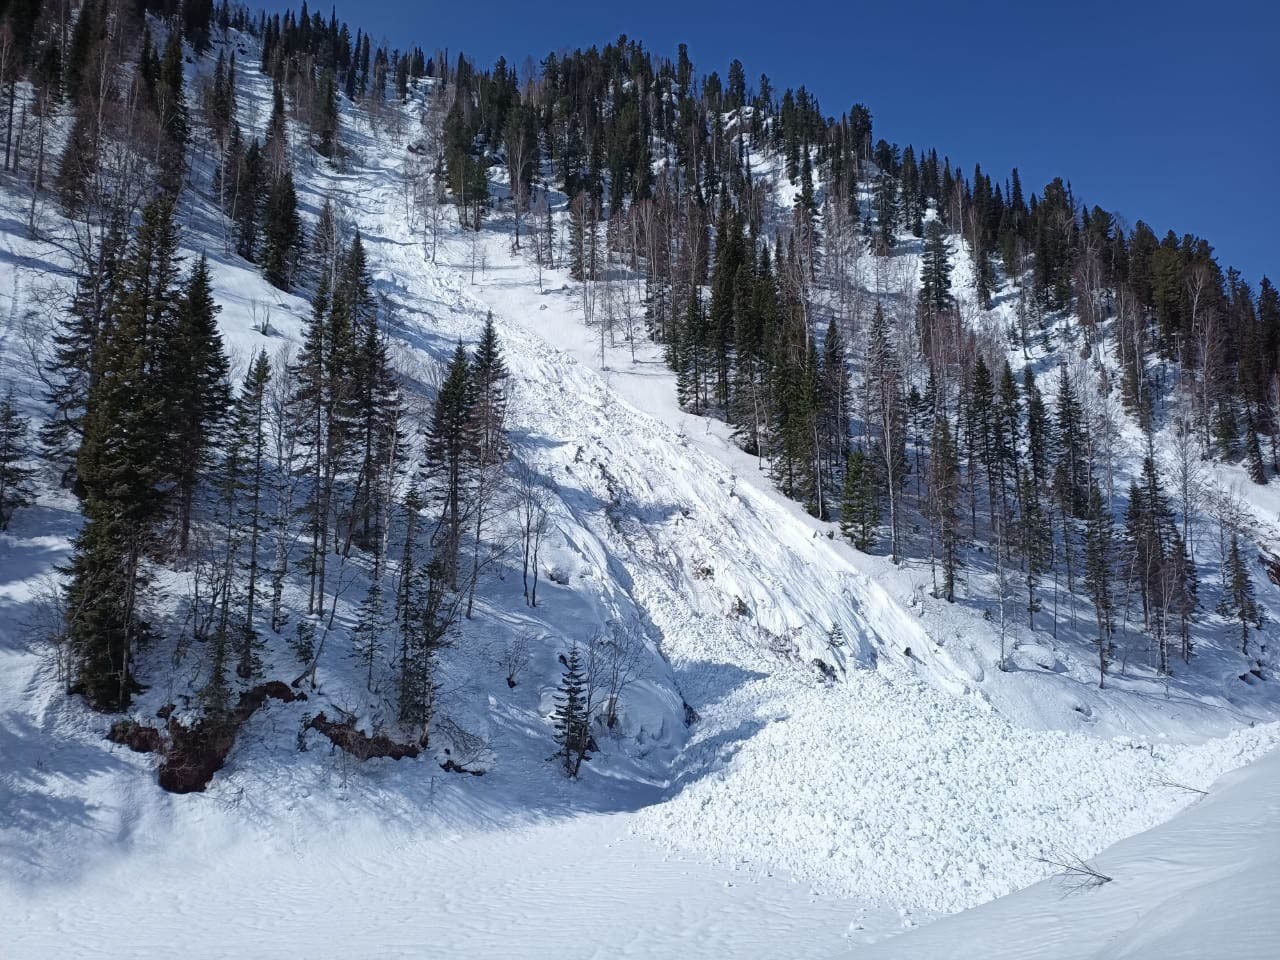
[1151,776,1209,796]
[305,712,423,760]
[1033,850,1113,894]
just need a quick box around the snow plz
[1,31,1278,959]
[0,809,877,960]
[857,739,1280,959]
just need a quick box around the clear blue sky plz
[270,0,1277,286]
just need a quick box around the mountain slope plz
[0,26,1278,959]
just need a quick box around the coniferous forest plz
[14,0,1270,713]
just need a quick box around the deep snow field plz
[2,34,1279,959]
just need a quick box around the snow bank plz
[855,735,1280,959]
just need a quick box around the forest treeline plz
[0,0,1270,745]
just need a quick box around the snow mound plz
[633,659,1280,913]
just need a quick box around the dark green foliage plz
[1082,483,1115,686]
[873,171,899,254]
[1052,365,1089,519]
[315,69,339,157]
[1245,408,1266,483]
[930,413,961,601]
[55,110,98,214]
[919,220,951,319]
[0,388,35,529]
[262,172,303,290]
[66,199,189,711]
[170,255,231,553]
[40,224,125,482]
[231,351,271,678]
[235,139,267,260]
[1214,403,1239,461]
[840,448,878,551]
[1224,536,1260,657]
[865,305,907,560]
[553,645,591,777]
[421,343,475,587]
[352,578,385,691]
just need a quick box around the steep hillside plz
[1,14,1278,959]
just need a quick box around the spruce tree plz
[0,387,35,529]
[66,200,182,710]
[464,313,509,615]
[316,69,339,157]
[866,305,907,560]
[1082,483,1115,687]
[233,351,271,678]
[169,254,231,553]
[818,317,851,512]
[968,356,995,531]
[235,139,266,260]
[291,276,332,615]
[352,578,385,691]
[839,447,878,550]
[1169,528,1198,664]
[1225,535,1259,656]
[157,31,190,192]
[396,483,427,718]
[919,219,951,319]
[930,412,962,601]
[261,171,303,290]
[993,363,1021,530]
[1023,366,1050,491]
[1020,471,1051,628]
[420,343,474,588]
[553,644,591,777]
[1214,402,1239,461]
[1245,407,1266,483]
[1053,364,1089,520]
[873,171,899,254]
[209,367,249,704]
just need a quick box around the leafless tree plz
[504,118,532,250]
[514,459,552,606]
[597,621,646,728]
[267,347,302,634]
[1163,396,1205,564]
[26,574,72,691]
[1033,849,1113,894]
[501,633,532,688]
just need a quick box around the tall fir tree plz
[420,343,475,588]
[0,387,35,529]
[261,171,303,290]
[1082,483,1115,687]
[169,254,231,552]
[839,447,878,551]
[1224,535,1260,657]
[553,644,591,777]
[233,350,271,678]
[66,200,186,710]
[930,411,962,601]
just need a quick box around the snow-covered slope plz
[857,742,1280,960]
[1,33,1279,958]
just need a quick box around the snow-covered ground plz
[1,33,1279,958]
[858,742,1280,960]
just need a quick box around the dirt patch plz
[106,682,305,794]
[305,712,423,761]
[107,720,166,754]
